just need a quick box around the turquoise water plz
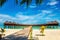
[0,26,60,29]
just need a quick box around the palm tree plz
[0,0,43,7]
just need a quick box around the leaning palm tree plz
[0,0,43,7]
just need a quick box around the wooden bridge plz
[3,26,32,40]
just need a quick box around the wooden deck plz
[3,26,32,40]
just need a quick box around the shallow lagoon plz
[0,26,60,29]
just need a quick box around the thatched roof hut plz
[4,21,59,26]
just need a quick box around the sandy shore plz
[32,29,60,40]
[2,29,60,40]
[3,29,22,36]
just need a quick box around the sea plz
[0,25,60,29]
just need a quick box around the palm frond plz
[16,0,18,4]
[20,0,26,6]
[26,0,32,7]
[36,0,43,5]
[0,0,6,6]
[20,0,32,7]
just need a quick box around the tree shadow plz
[36,34,45,36]
[28,37,39,40]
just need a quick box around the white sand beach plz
[32,29,60,40]
[2,29,60,40]
[3,29,22,36]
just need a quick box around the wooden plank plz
[4,26,32,40]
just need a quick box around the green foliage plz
[20,0,26,6]
[36,0,43,5]
[0,0,43,7]
[20,0,43,7]
[26,0,32,7]
[18,0,43,7]
[20,0,32,7]
[0,0,6,6]
[0,28,5,33]
[16,0,18,4]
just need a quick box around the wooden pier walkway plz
[3,26,32,40]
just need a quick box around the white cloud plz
[54,19,60,22]
[0,19,3,23]
[23,20,38,24]
[29,5,37,8]
[0,14,11,18]
[42,10,52,13]
[0,10,58,24]
[18,13,53,24]
[0,13,41,24]
[47,1,58,6]
[0,14,16,23]
[16,14,40,24]
[17,10,53,24]
[44,17,51,20]
[48,14,56,17]
[17,15,30,20]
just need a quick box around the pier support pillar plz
[29,26,32,40]
[40,26,45,36]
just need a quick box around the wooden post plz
[50,26,51,29]
[40,26,45,36]
[13,26,14,29]
[30,26,32,40]
[4,25,6,29]
[0,34,2,40]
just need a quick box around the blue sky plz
[0,0,60,25]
